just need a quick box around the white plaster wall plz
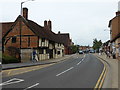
[49,44,53,49]
[39,38,42,47]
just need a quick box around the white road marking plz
[23,83,39,90]
[77,61,81,65]
[0,78,24,86]
[56,67,74,76]
[82,58,84,61]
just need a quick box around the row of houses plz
[79,46,91,51]
[103,9,120,60]
[1,8,73,62]
[109,10,120,60]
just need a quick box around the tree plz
[92,38,102,53]
[70,45,79,54]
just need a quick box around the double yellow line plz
[94,57,107,90]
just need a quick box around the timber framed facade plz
[2,8,72,62]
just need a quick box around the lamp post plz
[20,0,34,61]
[104,29,112,55]
[20,0,35,16]
[104,29,111,40]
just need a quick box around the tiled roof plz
[0,22,14,47]
[2,15,71,46]
[1,22,14,37]
[27,20,61,43]
[57,33,71,46]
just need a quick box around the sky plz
[0,0,120,46]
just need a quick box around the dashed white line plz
[77,61,81,65]
[23,83,39,90]
[56,67,74,76]
[82,58,84,61]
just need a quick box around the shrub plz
[2,54,20,64]
[6,46,20,59]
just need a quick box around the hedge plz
[2,54,20,64]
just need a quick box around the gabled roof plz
[57,33,71,46]
[2,15,71,45]
[108,14,120,27]
[27,19,59,42]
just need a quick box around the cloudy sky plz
[0,0,119,46]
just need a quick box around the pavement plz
[94,53,119,89]
[2,54,104,88]
[2,54,76,70]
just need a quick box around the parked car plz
[79,50,84,54]
[89,50,95,53]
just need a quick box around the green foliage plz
[2,54,20,64]
[0,51,2,59]
[93,38,102,52]
[70,45,79,54]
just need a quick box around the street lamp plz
[20,0,35,16]
[104,29,111,40]
[20,0,35,61]
[104,29,112,54]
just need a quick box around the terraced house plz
[2,8,72,62]
[108,11,120,60]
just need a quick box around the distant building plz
[1,8,73,62]
[79,46,90,51]
[57,31,73,54]
[102,40,111,53]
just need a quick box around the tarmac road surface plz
[2,54,104,89]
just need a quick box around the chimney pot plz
[44,20,47,29]
[116,11,120,16]
[48,20,52,31]
[58,31,60,34]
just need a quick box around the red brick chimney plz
[44,20,47,29]
[116,11,120,16]
[58,31,60,34]
[23,8,28,19]
[48,20,52,31]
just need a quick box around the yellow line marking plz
[8,71,11,75]
[94,66,106,89]
[98,67,107,88]
[98,63,107,89]
[94,56,108,90]
[2,63,54,77]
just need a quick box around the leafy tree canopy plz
[92,38,102,52]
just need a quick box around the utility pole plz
[20,0,35,61]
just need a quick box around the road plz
[1,54,104,89]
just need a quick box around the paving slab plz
[94,53,119,89]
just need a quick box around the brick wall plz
[4,21,38,49]
[111,16,120,40]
